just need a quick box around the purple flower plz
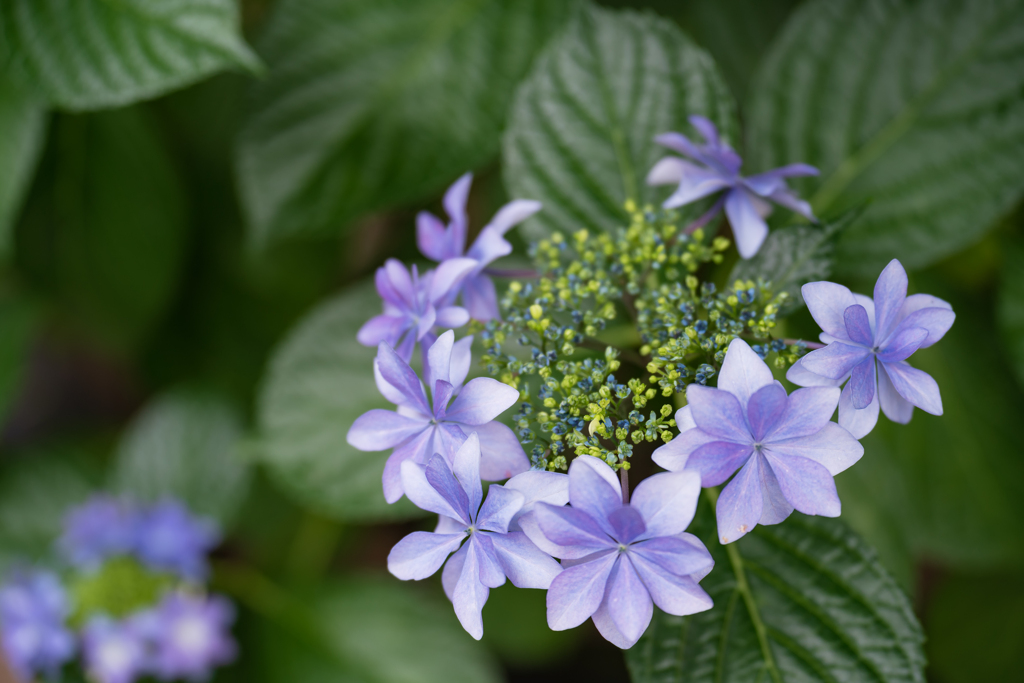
[787,259,955,439]
[59,496,138,569]
[653,339,863,544]
[138,592,236,681]
[357,257,478,362]
[347,330,529,503]
[0,570,75,680]
[82,617,148,683]
[134,501,220,582]
[417,173,542,321]
[646,115,818,259]
[387,434,562,639]
[519,456,714,649]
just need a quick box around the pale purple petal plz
[400,457,469,522]
[546,553,617,631]
[785,357,843,388]
[717,338,775,409]
[425,454,472,522]
[767,186,815,220]
[476,485,524,533]
[429,258,477,304]
[629,553,713,617]
[383,259,415,304]
[452,540,489,640]
[873,260,908,341]
[375,343,430,415]
[488,531,562,589]
[844,304,873,346]
[716,456,763,544]
[461,274,500,321]
[568,456,623,534]
[802,281,857,341]
[435,515,465,534]
[484,199,542,237]
[725,189,769,259]
[591,599,635,649]
[346,410,426,451]
[675,405,696,431]
[445,378,518,425]
[747,384,788,441]
[415,305,438,340]
[849,357,876,410]
[878,365,915,424]
[472,534,507,588]
[630,471,701,540]
[416,211,452,261]
[505,470,569,530]
[468,420,530,481]
[388,532,465,580]
[383,428,435,503]
[466,228,512,267]
[395,328,418,362]
[757,462,794,525]
[442,542,468,601]
[800,342,871,381]
[423,330,453,390]
[685,385,750,442]
[877,327,928,364]
[646,157,688,186]
[357,315,407,348]
[449,335,473,391]
[374,358,410,405]
[651,427,717,471]
[688,116,721,146]
[888,306,954,349]
[571,454,621,496]
[630,536,713,576]
[881,361,942,416]
[766,422,864,476]
[838,380,881,439]
[766,386,840,441]
[532,503,614,559]
[451,433,483,514]
[686,441,754,487]
[608,507,646,545]
[435,306,470,329]
[603,556,653,648]
[662,164,732,208]
[432,380,454,418]
[375,263,406,307]
[518,511,574,559]
[443,173,473,252]
[762,453,840,517]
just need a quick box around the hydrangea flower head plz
[653,339,863,544]
[646,115,818,259]
[348,331,529,503]
[59,496,138,569]
[134,501,220,582]
[137,592,236,680]
[417,173,542,320]
[520,456,715,649]
[357,257,478,361]
[82,617,148,683]
[387,434,563,639]
[787,259,955,438]
[0,570,75,680]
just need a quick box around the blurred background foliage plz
[0,0,1022,681]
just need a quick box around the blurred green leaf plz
[0,0,259,111]
[112,391,250,526]
[256,280,419,522]
[481,582,582,667]
[0,75,46,255]
[246,576,502,683]
[236,0,576,248]
[997,239,1024,389]
[627,499,925,683]
[16,108,189,347]
[0,295,37,423]
[503,3,737,240]
[747,0,1024,276]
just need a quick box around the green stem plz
[703,489,783,683]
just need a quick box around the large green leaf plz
[256,281,419,522]
[627,499,925,683]
[503,4,737,240]
[112,391,250,526]
[747,0,1024,276]
[236,0,575,248]
[0,0,259,111]
[997,238,1024,389]
[0,75,46,254]
[0,295,37,423]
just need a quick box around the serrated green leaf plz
[0,0,259,111]
[112,391,250,526]
[627,499,925,683]
[0,74,46,255]
[503,4,738,240]
[729,212,855,313]
[997,239,1024,389]
[747,0,1024,276]
[256,281,420,522]
[236,0,575,248]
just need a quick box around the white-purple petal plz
[603,556,653,648]
[400,458,468,522]
[441,542,469,601]
[388,531,465,581]
[685,385,750,442]
[357,314,407,348]
[725,188,769,259]
[346,410,426,451]
[630,471,701,540]
[374,358,410,406]
[630,536,714,577]
[785,357,843,388]
[443,173,472,250]
[877,365,915,424]
[476,485,524,533]
[686,441,754,487]
[646,157,688,186]
[445,377,518,426]
[466,420,530,481]
[532,503,614,559]
[838,380,881,439]
[434,305,470,330]
[568,456,622,535]
[451,433,483,514]
[375,343,431,415]
[629,552,713,617]
[651,427,717,471]
[848,356,876,410]
[488,531,562,589]
[873,260,908,341]
[382,428,435,504]
[802,281,857,341]
[662,163,732,208]
[461,273,501,321]
[505,470,569,530]
[449,335,473,391]
[465,228,511,268]
[888,306,954,349]
[472,534,507,589]
[762,453,841,518]
[877,327,928,364]
[451,539,489,640]
[765,386,840,442]
[746,384,788,441]
[766,422,864,476]
[881,361,942,416]
[608,507,646,545]
[717,338,775,409]
[715,456,763,544]
[843,304,874,346]
[424,330,454,393]
[429,258,477,304]
[416,211,453,262]
[757,462,795,525]
[590,598,635,650]
[546,553,617,631]
[800,342,871,381]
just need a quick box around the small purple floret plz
[138,592,237,681]
[82,617,148,683]
[0,570,75,680]
[135,501,220,582]
[59,496,137,569]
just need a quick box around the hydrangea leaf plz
[236,0,576,249]
[255,281,421,522]
[627,498,925,683]
[0,74,45,255]
[503,4,737,240]
[112,391,250,527]
[747,0,1024,276]
[997,238,1024,390]
[0,0,259,111]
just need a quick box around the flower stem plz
[683,196,726,235]
[780,338,825,349]
[702,488,783,683]
[620,467,629,504]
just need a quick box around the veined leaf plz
[0,74,46,254]
[747,0,1024,275]
[503,4,738,240]
[627,499,925,683]
[236,0,575,248]
[0,0,259,110]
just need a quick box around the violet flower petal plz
[608,507,646,545]
[445,378,518,425]
[603,556,652,647]
[785,357,843,388]
[416,211,452,261]
[746,384,788,441]
[449,335,473,390]
[546,552,617,631]
[441,542,468,601]
[451,433,483,514]
[466,420,530,481]
[629,552,713,617]
[434,305,471,329]
[758,462,795,525]
[443,173,473,251]
[346,410,426,451]
[686,441,754,487]
[374,358,409,405]
[532,503,614,558]
[429,258,477,304]
[383,428,435,504]
[877,327,928,364]
[472,534,507,589]
[766,422,864,477]
[838,380,881,439]
[630,471,701,540]
[873,259,909,341]
[802,281,858,341]
[400,458,469,523]
[888,306,955,349]
[800,342,871,381]
[388,531,466,580]
[476,485,524,533]
[843,304,874,346]
[877,365,915,423]
[685,385,750,442]
[504,470,569,530]
[651,427,717,471]
[425,454,472,523]
[423,330,453,390]
[645,157,689,186]
[630,536,713,576]
[717,338,775,409]
[881,361,943,415]
[725,188,769,259]
[452,540,489,640]
[568,456,622,536]
[375,343,431,415]
[765,386,841,441]
[849,357,877,410]
[488,531,562,589]
[461,273,501,321]
[357,314,407,347]
[715,456,763,544]
[762,453,841,517]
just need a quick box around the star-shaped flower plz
[646,115,818,259]
[0,570,75,681]
[347,331,529,503]
[519,456,714,649]
[417,173,541,321]
[787,259,955,438]
[387,434,563,639]
[137,592,236,680]
[653,339,863,544]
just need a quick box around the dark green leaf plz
[627,499,925,683]
[0,295,37,423]
[256,281,419,522]
[503,4,737,240]
[0,74,46,254]
[747,0,1024,275]
[112,391,250,526]
[236,0,575,248]
[997,239,1024,389]
[0,0,259,110]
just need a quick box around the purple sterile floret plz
[417,173,542,321]
[653,339,863,545]
[136,592,237,681]
[59,496,138,569]
[82,617,149,683]
[519,456,714,649]
[787,259,955,438]
[646,115,819,259]
[134,501,220,582]
[0,570,75,680]
[387,434,562,639]
[357,256,478,362]
[347,330,529,503]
